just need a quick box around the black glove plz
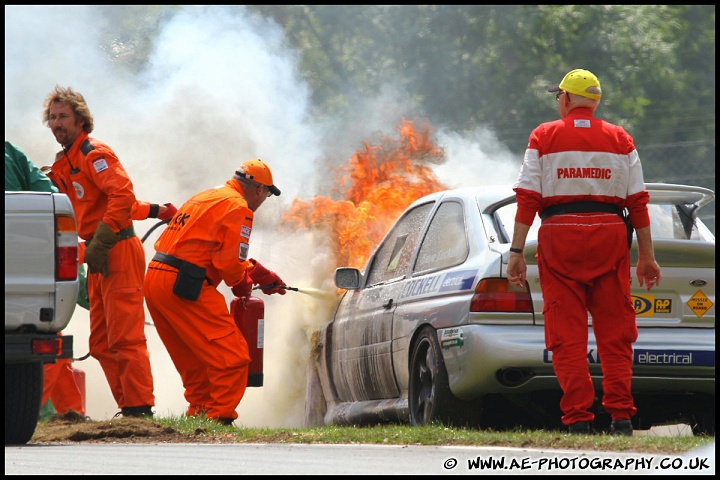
[231,276,253,298]
[85,221,119,277]
[249,259,286,295]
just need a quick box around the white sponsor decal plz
[238,242,249,260]
[73,181,85,199]
[93,157,109,173]
[241,225,252,238]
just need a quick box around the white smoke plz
[5,5,520,426]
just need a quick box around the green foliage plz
[92,5,716,229]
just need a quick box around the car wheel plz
[690,410,715,436]
[408,327,459,426]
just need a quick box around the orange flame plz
[280,118,447,269]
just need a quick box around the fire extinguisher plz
[231,295,264,387]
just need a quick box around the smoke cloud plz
[5,5,520,426]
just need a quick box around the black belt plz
[540,202,624,221]
[153,252,190,270]
[151,252,212,284]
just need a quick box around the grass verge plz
[154,415,713,454]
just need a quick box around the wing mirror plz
[334,267,361,290]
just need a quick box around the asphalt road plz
[5,441,714,475]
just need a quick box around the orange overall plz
[144,178,256,422]
[51,130,154,410]
[42,332,85,415]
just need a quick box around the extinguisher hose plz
[74,219,169,361]
[252,283,299,292]
[141,218,171,243]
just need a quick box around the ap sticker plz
[238,242,249,260]
[93,157,109,173]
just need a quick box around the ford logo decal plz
[689,279,707,286]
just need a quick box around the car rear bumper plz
[438,324,715,400]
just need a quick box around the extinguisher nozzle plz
[253,283,299,292]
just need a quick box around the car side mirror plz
[334,267,361,290]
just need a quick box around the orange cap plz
[235,159,280,196]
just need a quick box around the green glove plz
[85,221,120,277]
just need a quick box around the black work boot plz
[121,406,154,418]
[568,421,592,434]
[610,419,633,436]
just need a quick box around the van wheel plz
[5,362,42,444]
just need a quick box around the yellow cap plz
[235,159,280,196]
[548,69,602,100]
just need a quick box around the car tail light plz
[470,278,533,313]
[56,214,78,281]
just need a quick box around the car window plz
[365,202,434,286]
[495,203,540,244]
[414,201,468,274]
[648,204,706,240]
[495,201,709,243]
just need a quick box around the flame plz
[280,118,448,269]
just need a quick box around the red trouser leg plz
[588,259,638,421]
[144,266,250,421]
[88,237,155,409]
[538,214,635,425]
[540,272,595,425]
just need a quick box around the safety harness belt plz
[540,202,623,221]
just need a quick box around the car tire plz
[409,327,479,427]
[690,410,715,436]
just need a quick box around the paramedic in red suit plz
[506,69,661,436]
[42,85,156,418]
[144,159,286,426]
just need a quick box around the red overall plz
[514,107,651,425]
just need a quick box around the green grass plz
[155,415,714,455]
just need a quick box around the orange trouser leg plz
[88,237,155,408]
[42,361,62,406]
[46,360,85,414]
[42,331,85,414]
[538,215,635,425]
[144,267,250,420]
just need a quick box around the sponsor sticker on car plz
[686,290,714,318]
[439,327,465,349]
[632,294,673,316]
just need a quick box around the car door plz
[329,202,435,402]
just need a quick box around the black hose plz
[141,218,171,243]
